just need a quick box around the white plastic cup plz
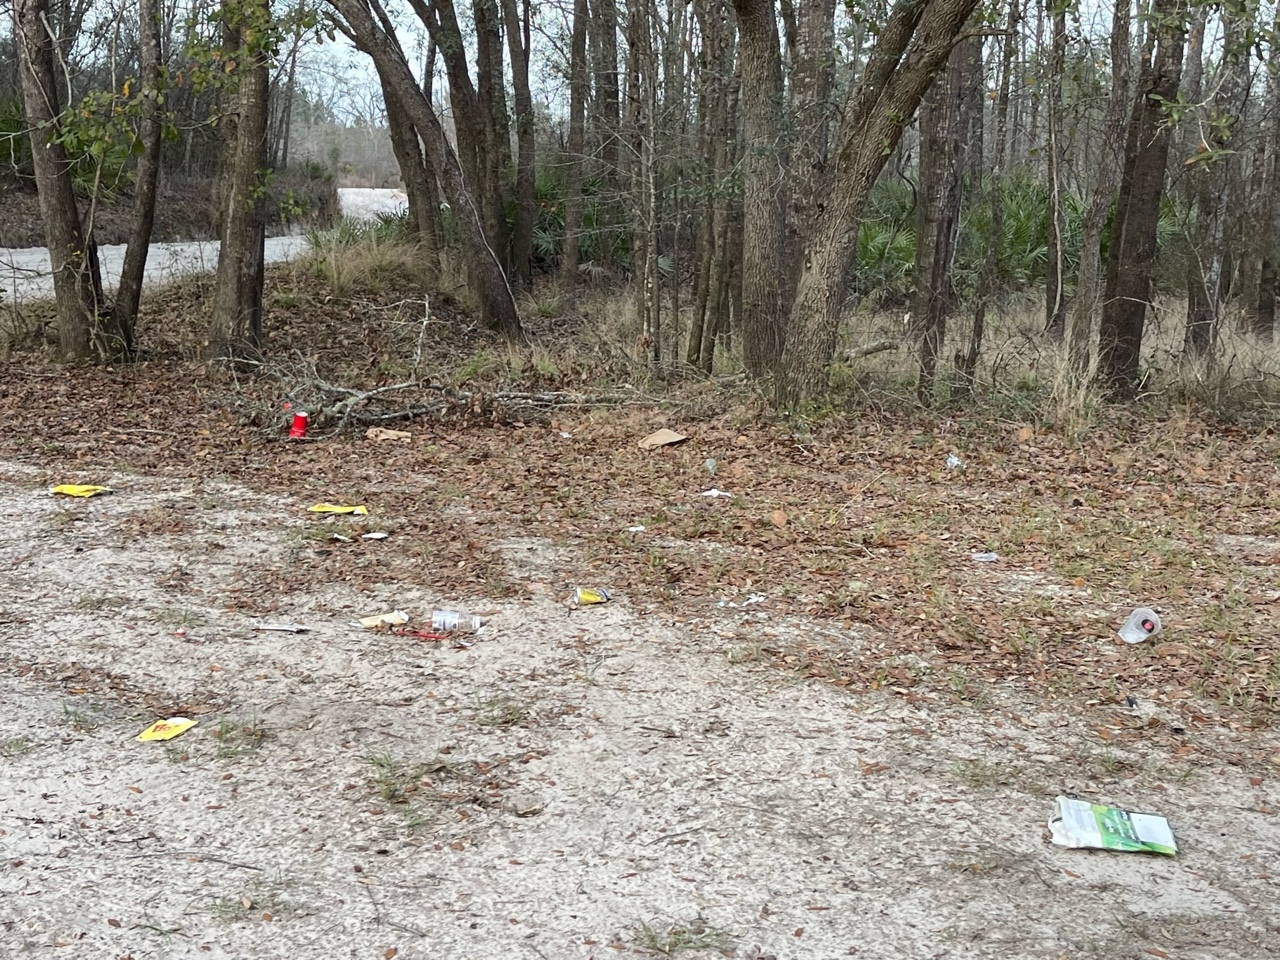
[1118,607,1162,644]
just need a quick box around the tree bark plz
[730,0,787,378]
[560,0,590,285]
[501,0,535,288]
[405,0,495,246]
[623,0,660,362]
[206,0,271,361]
[14,0,102,360]
[1183,9,1247,359]
[590,0,621,177]
[1097,0,1186,397]
[1044,1,1067,340]
[329,0,522,338]
[111,0,164,357]
[784,0,836,297]
[1066,0,1128,375]
[1256,27,1280,341]
[777,0,982,406]
[958,3,1020,395]
[687,0,733,366]
[914,38,968,404]
[472,0,512,263]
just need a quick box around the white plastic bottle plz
[431,610,484,633]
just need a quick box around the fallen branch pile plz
[295,378,655,433]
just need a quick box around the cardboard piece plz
[366,427,412,442]
[639,428,687,450]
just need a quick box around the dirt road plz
[2,460,1277,959]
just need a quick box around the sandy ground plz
[2,459,1278,959]
[0,188,405,303]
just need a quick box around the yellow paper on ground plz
[136,717,198,742]
[51,485,112,498]
[308,503,369,515]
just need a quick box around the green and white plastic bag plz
[1049,796,1177,857]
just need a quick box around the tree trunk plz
[14,0,102,360]
[1097,0,1186,397]
[958,27,984,181]
[560,0,589,285]
[111,0,164,357]
[784,0,836,297]
[690,6,737,370]
[958,1,1020,394]
[1066,0,1129,375]
[1027,0,1043,159]
[269,28,299,168]
[687,0,732,366]
[383,70,441,257]
[405,0,493,245]
[1256,28,1280,341]
[331,0,522,338]
[1183,9,1247,360]
[591,0,622,177]
[730,0,788,378]
[777,0,982,406]
[1043,2,1067,340]
[473,0,513,263]
[623,0,660,362]
[914,38,967,404]
[206,0,271,360]
[501,0,536,288]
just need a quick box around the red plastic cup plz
[289,412,309,438]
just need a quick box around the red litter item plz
[394,627,450,641]
[289,411,309,438]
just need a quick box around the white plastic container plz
[1118,607,1162,644]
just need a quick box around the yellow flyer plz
[136,717,198,742]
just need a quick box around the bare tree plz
[329,0,523,339]
[14,0,103,359]
[560,0,589,285]
[781,0,836,298]
[590,0,621,177]
[686,0,737,371]
[381,57,442,255]
[777,0,982,405]
[1255,19,1280,341]
[730,0,786,379]
[958,11,1017,395]
[1098,0,1187,396]
[501,0,535,288]
[914,38,969,404]
[206,0,272,360]
[111,0,166,356]
[1183,8,1249,359]
[1065,0,1130,376]
[1043,0,1067,340]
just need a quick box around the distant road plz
[0,187,409,304]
